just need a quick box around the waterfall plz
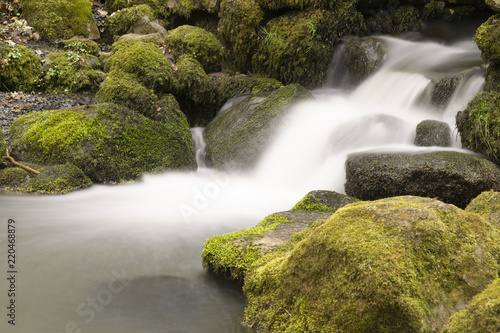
[191,127,209,169]
[0,35,486,333]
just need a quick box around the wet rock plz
[204,84,313,171]
[243,196,500,332]
[291,190,359,212]
[344,150,500,208]
[414,120,451,147]
[344,37,386,87]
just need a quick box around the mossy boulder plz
[392,5,423,32]
[0,129,6,156]
[106,4,156,37]
[243,196,500,332]
[204,84,313,171]
[252,5,365,87]
[291,190,359,212]
[414,120,451,147]
[344,37,386,87]
[484,63,500,92]
[256,0,334,10]
[164,25,225,73]
[0,164,92,194]
[344,151,500,208]
[60,38,99,56]
[43,51,104,94]
[9,103,196,182]
[213,74,283,108]
[104,39,176,93]
[202,211,333,282]
[164,0,219,17]
[456,91,500,165]
[218,0,264,71]
[474,14,500,64]
[105,0,162,12]
[442,278,500,333]
[21,0,99,40]
[486,0,500,11]
[0,44,42,92]
[428,74,461,108]
[466,190,500,228]
[175,55,217,126]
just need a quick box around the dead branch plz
[3,138,40,175]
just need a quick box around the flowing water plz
[0,28,486,333]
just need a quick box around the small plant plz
[260,26,277,44]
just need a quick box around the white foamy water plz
[0,36,485,333]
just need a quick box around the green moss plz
[392,5,422,32]
[474,14,500,64]
[105,39,176,93]
[202,214,294,281]
[0,167,29,187]
[214,74,283,107]
[175,54,217,126]
[442,278,500,333]
[456,91,500,164]
[20,0,99,40]
[484,63,500,92]
[164,25,225,73]
[218,0,264,71]
[0,129,6,155]
[414,120,451,147]
[256,0,336,10]
[252,5,365,87]
[60,38,99,56]
[466,191,500,230]
[291,190,359,212]
[345,37,385,87]
[244,196,500,332]
[0,44,42,92]
[43,51,104,94]
[105,0,163,14]
[10,103,196,182]
[165,0,218,18]
[106,4,156,37]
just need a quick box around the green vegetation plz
[466,190,500,230]
[60,38,99,56]
[393,5,422,32]
[20,0,99,40]
[0,44,42,92]
[474,14,500,64]
[106,4,156,37]
[43,51,104,94]
[244,196,500,332]
[10,103,196,183]
[164,25,226,73]
[291,190,359,212]
[214,75,283,107]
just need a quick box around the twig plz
[3,138,40,175]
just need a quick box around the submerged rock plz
[10,103,196,183]
[243,196,500,332]
[344,151,500,208]
[204,84,313,171]
[414,120,451,147]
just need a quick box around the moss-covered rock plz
[466,190,500,229]
[344,37,386,87]
[414,120,451,147]
[291,190,359,212]
[106,4,156,37]
[392,5,423,32]
[218,0,264,71]
[442,278,500,333]
[252,5,365,87]
[60,38,99,56]
[10,103,196,182]
[0,129,6,157]
[175,55,217,126]
[105,39,176,93]
[202,211,333,282]
[0,163,92,194]
[213,74,283,108]
[256,0,334,10]
[20,0,99,40]
[105,0,162,12]
[164,25,225,73]
[344,151,500,208]
[204,84,313,171]
[456,91,500,165]
[484,63,500,92]
[486,0,500,12]
[0,44,42,92]
[428,74,461,108]
[164,0,218,18]
[43,51,104,94]
[243,196,500,332]
[474,14,500,64]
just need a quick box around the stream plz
[0,24,487,333]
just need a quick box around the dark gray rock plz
[345,37,386,87]
[414,120,451,147]
[345,151,500,208]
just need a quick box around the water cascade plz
[0,34,485,333]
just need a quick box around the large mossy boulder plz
[414,120,451,147]
[106,4,156,37]
[442,278,500,333]
[0,44,42,92]
[474,14,500,64]
[9,103,196,182]
[164,25,225,73]
[344,37,386,87]
[344,151,500,208]
[59,38,99,56]
[204,84,313,171]
[252,5,365,87]
[466,190,500,228]
[43,51,104,94]
[486,0,500,11]
[104,39,176,93]
[20,0,99,40]
[291,190,359,212]
[456,91,500,165]
[0,164,92,194]
[243,196,500,332]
